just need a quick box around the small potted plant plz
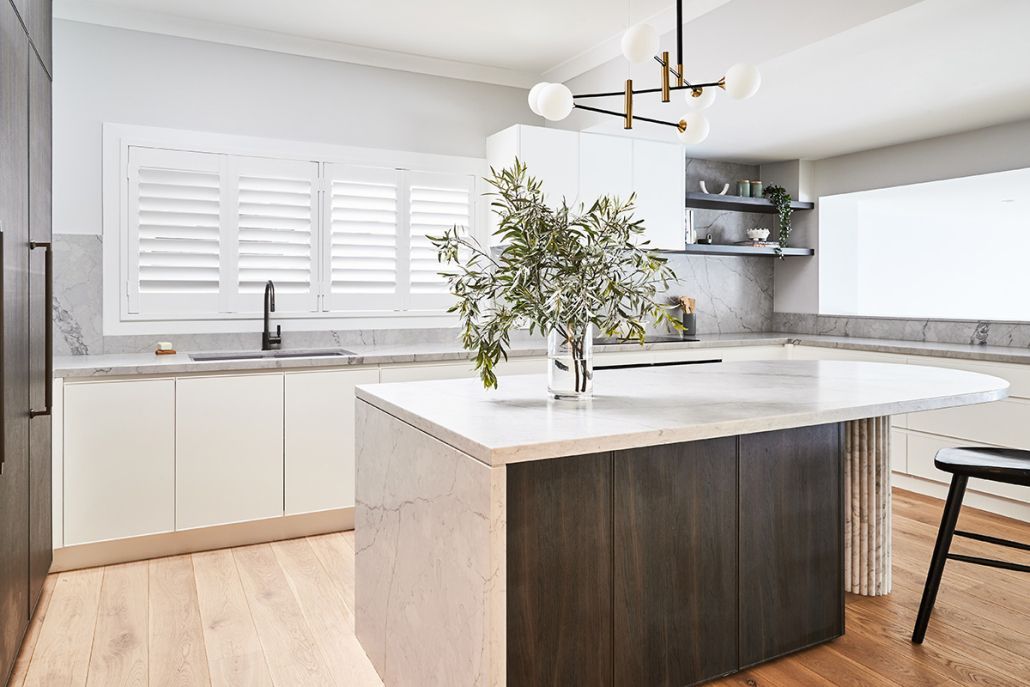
[431,160,680,399]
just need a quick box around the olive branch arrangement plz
[429,160,681,389]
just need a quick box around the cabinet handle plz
[29,240,52,418]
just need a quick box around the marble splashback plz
[53,234,467,356]
[657,253,773,334]
[53,229,778,354]
[773,312,1030,348]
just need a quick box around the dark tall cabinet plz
[0,0,52,683]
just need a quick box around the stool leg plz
[912,474,968,643]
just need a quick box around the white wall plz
[53,19,536,236]
[775,117,1030,314]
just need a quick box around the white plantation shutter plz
[407,171,474,310]
[127,147,225,315]
[232,156,319,313]
[121,138,481,323]
[324,164,403,311]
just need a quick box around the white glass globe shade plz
[676,112,710,145]
[683,87,716,111]
[537,83,574,121]
[527,82,550,116]
[723,63,761,100]
[621,23,659,63]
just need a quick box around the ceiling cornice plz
[53,0,540,89]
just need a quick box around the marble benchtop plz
[356,360,1009,466]
[53,331,1030,378]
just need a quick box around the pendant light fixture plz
[528,0,761,145]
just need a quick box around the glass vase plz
[547,325,593,400]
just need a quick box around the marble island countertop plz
[356,360,1009,466]
[53,331,1030,378]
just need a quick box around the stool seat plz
[934,447,1030,487]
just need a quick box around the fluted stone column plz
[844,417,892,596]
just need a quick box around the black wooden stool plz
[912,447,1030,643]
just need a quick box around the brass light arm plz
[572,79,722,100]
[573,103,683,130]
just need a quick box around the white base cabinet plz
[176,374,285,530]
[64,379,175,545]
[285,368,380,515]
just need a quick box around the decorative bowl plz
[747,228,770,241]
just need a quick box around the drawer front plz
[906,432,1030,502]
[890,429,907,473]
[907,398,1030,450]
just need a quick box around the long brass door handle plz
[29,240,52,418]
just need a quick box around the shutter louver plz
[124,143,480,322]
[409,184,470,294]
[325,165,402,310]
[237,173,314,295]
[136,167,221,294]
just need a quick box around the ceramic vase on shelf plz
[547,325,594,400]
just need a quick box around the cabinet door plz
[64,380,175,545]
[518,126,579,207]
[738,424,843,667]
[176,374,284,529]
[632,139,684,250]
[614,438,738,686]
[285,367,379,514]
[507,452,613,687]
[27,49,51,604]
[0,1,30,677]
[25,0,50,75]
[579,133,632,206]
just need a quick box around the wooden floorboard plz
[85,562,148,686]
[12,488,1030,686]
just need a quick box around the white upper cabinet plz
[579,133,633,207]
[487,125,579,213]
[632,139,685,250]
[486,125,685,250]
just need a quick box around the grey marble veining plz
[659,254,773,334]
[355,402,504,687]
[53,234,104,356]
[356,360,1009,466]
[774,312,1030,349]
[52,332,793,378]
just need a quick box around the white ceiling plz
[55,0,1030,161]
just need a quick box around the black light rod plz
[676,0,683,69]
[572,80,721,100]
[573,104,681,129]
[653,55,689,86]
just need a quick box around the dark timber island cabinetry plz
[354,360,1008,686]
[507,425,843,687]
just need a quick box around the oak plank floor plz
[9,489,1029,686]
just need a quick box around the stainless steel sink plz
[189,348,356,362]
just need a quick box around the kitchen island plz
[354,360,1007,687]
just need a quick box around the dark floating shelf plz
[662,244,815,257]
[685,192,815,214]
